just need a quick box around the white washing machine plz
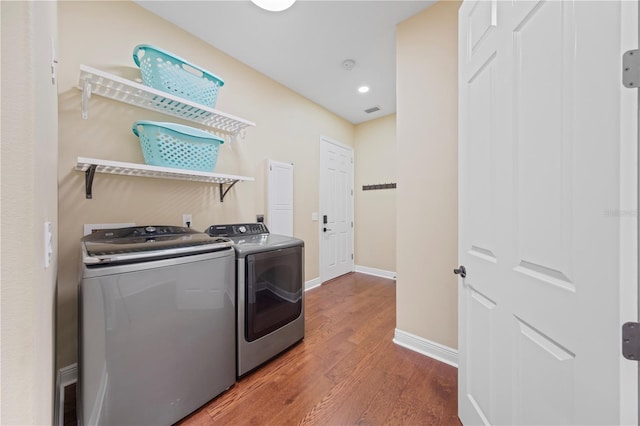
[78,226,236,425]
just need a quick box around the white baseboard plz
[60,363,78,386]
[55,364,78,426]
[393,329,458,368]
[305,277,322,291]
[307,267,396,290]
[355,265,396,280]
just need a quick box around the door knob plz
[453,265,467,278]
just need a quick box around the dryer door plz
[245,246,303,341]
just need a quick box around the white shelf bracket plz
[81,79,92,119]
[227,129,246,145]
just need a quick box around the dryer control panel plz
[207,223,269,237]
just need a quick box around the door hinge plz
[622,49,639,88]
[622,322,640,361]
[351,221,353,228]
[351,253,354,260]
[50,37,58,86]
[351,188,353,196]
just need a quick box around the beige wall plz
[57,0,354,368]
[354,114,396,273]
[1,1,58,424]
[396,1,460,349]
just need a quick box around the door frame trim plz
[620,0,639,422]
[318,135,355,283]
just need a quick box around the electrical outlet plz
[182,214,192,228]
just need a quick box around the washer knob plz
[238,226,247,233]
[145,226,156,233]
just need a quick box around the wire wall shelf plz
[78,65,256,142]
[76,157,253,202]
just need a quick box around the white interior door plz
[458,1,638,425]
[320,137,354,282]
[267,160,294,236]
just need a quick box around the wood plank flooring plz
[65,272,460,425]
[180,272,460,425]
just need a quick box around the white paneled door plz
[267,160,294,236]
[458,1,638,425]
[320,137,354,282]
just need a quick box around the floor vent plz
[364,105,381,114]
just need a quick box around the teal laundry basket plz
[133,44,225,108]
[132,121,224,172]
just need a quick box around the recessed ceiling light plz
[358,86,370,93]
[251,0,296,12]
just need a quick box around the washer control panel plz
[207,223,269,237]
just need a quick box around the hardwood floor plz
[181,272,460,425]
[66,272,460,425]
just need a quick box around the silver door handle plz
[453,265,467,278]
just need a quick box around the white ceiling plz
[134,1,436,124]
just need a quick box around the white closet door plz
[267,160,293,236]
[458,1,638,425]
